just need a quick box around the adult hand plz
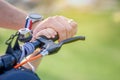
[33,16,77,42]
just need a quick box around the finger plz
[32,29,55,41]
[44,17,67,42]
[58,16,73,38]
[62,16,78,36]
[69,21,78,36]
[35,29,51,39]
[45,28,57,38]
[35,28,57,39]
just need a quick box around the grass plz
[0,9,120,80]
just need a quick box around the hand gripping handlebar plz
[0,35,85,72]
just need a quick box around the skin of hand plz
[32,16,77,42]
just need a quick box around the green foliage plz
[0,9,120,80]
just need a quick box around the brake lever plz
[39,36,85,56]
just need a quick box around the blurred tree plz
[6,0,59,14]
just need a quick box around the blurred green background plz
[0,0,120,80]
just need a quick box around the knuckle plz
[46,17,53,23]
[71,21,78,28]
